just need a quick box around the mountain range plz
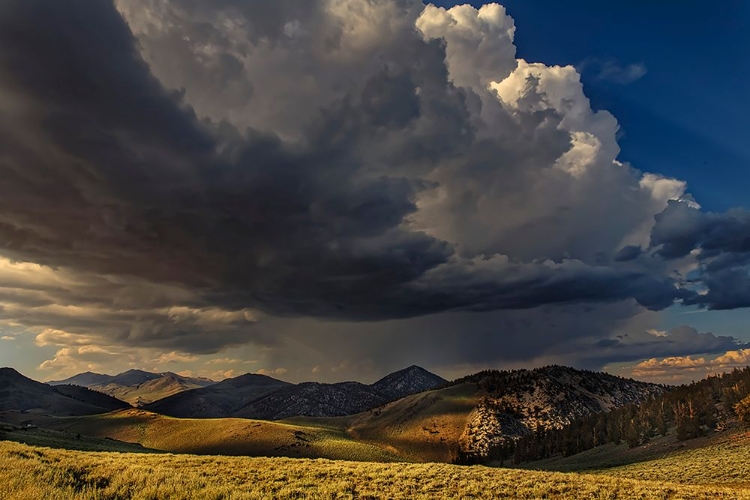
[1,364,668,463]
[49,369,216,406]
[6,364,666,463]
[331,365,665,462]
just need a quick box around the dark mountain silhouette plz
[144,373,292,418]
[47,371,112,387]
[0,368,129,416]
[371,365,447,401]
[146,365,447,419]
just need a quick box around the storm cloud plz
[651,200,750,309]
[0,0,745,380]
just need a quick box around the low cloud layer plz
[651,201,750,310]
[578,325,749,366]
[622,349,750,384]
[0,0,748,381]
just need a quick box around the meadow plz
[14,382,481,464]
[38,408,400,462]
[591,429,750,487]
[517,425,750,488]
[2,438,750,500]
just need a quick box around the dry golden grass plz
[291,382,479,463]
[0,421,157,453]
[591,429,750,487]
[44,409,401,462]
[516,425,750,490]
[41,384,480,464]
[2,439,749,500]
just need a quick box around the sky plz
[0,0,749,386]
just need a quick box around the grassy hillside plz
[0,368,130,416]
[0,421,157,453]
[92,375,214,406]
[592,429,750,487]
[517,426,750,488]
[144,373,290,418]
[1,440,748,500]
[305,381,480,463]
[43,408,400,462]
[35,383,482,464]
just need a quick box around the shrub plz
[734,395,750,426]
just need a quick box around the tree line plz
[454,366,750,465]
[512,366,750,464]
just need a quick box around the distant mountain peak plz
[226,372,290,384]
[120,369,158,376]
[370,365,446,402]
[0,366,21,376]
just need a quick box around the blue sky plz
[436,1,750,212]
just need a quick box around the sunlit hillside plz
[40,408,400,462]
[310,381,480,463]
[515,426,750,486]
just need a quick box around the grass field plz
[2,439,750,500]
[516,425,750,488]
[14,383,480,464]
[4,400,750,498]
[0,421,159,453]
[591,429,750,487]
[37,408,401,462]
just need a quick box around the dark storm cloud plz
[652,200,750,259]
[651,201,750,309]
[0,0,692,350]
[12,0,750,383]
[0,0,447,320]
[573,325,749,368]
[613,245,642,262]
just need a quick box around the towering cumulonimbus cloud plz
[0,0,746,378]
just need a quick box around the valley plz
[3,364,750,498]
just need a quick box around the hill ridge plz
[145,365,447,420]
[0,368,130,416]
[48,369,217,406]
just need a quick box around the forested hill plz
[447,366,663,461]
[488,366,750,466]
